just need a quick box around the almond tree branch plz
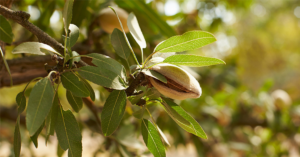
[0,5,65,54]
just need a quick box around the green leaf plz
[133,105,146,119]
[115,0,176,37]
[68,24,79,47]
[109,6,139,65]
[101,90,127,136]
[0,15,14,43]
[26,77,54,136]
[163,54,225,67]
[141,119,166,157]
[142,69,167,84]
[46,94,59,144]
[55,107,82,157]
[144,88,161,101]
[156,125,170,146]
[127,13,146,49]
[162,98,207,139]
[16,92,26,113]
[30,121,45,148]
[77,66,126,90]
[71,0,89,27]
[0,47,12,86]
[86,53,126,81]
[63,0,74,35]
[72,51,80,63]
[111,28,131,60]
[66,90,83,112]
[76,74,95,101]
[57,143,65,157]
[14,116,21,157]
[154,31,216,53]
[12,42,60,56]
[61,71,89,97]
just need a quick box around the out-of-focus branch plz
[0,55,54,88]
[0,5,65,54]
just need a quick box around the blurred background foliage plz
[1,0,300,156]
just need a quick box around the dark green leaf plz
[142,69,167,84]
[63,0,74,34]
[55,107,82,157]
[163,54,225,67]
[46,94,59,144]
[26,77,54,136]
[0,15,14,43]
[12,42,60,56]
[162,98,207,139]
[86,53,127,81]
[115,0,176,37]
[57,142,65,157]
[77,66,126,90]
[101,90,127,136]
[30,121,45,148]
[76,74,95,101]
[69,24,79,47]
[14,116,21,157]
[35,0,55,31]
[127,13,146,49]
[133,105,146,119]
[141,119,166,157]
[66,90,83,112]
[16,92,26,113]
[144,88,161,101]
[71,0,89,27]
[61,71,89,97]
[0,47,12,86]
[111,28,131,60]
[154,31,216,53]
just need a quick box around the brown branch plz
[126,72,145,96]
[0,5,65,54]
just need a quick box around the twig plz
[0,5,65,54]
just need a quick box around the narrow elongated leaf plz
[66,90,83,112]
[154,31,216,53]
[16,92,26,113]
[12,42,60,56]
[163,54,225,67]
[31,121,45,148]
[46,94,59,144]
[55,107,82,157]
[26,77,54,136]
[68,24,79,47]
[77,66,126,90]
[57,143,65,157]
[101,90,127,136]
[0,47,12,86]
[0,15,14,43]
[111,28,131,60]
[14,116,21,157]
[162,99,207,139]
[86,53,126,81]
[115,0,176,37]
[156,125,170,146]
[76,74,95,101]
[109,7,139,65]
[142,69,167,84]
[127,13,146,49]
[141,119,166,157]
[61,71,89,97]
[63,0,74,34]
[133,105,146,119]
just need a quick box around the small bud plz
[149,63,202,100]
